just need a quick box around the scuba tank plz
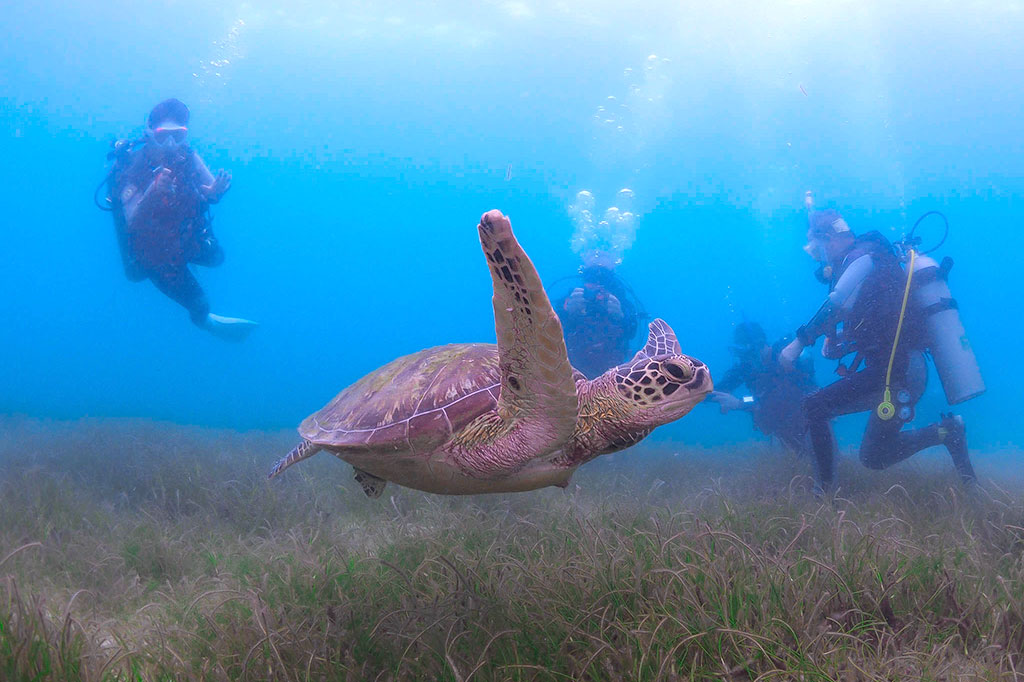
[898,212,985,405]
[909,253,985,404]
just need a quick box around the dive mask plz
[151,124,188,146]
[803,239,827,262]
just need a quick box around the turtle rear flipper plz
[354,469,387,498]
[268,439,322,479]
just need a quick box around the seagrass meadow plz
[1,417,1022,681]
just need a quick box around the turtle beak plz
[654,356,712,421]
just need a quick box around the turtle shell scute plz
[299,343,503,452]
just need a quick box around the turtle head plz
[566,319,712,466]
[610,319,712,427]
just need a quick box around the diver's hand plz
[564,288,585,314]
[203,171,232,203]
[606,293,624,320]
[153,167,173,190]
[779,338,804,372]
[709,392,742,414]
[821,335,847,360]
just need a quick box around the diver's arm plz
[193,151,231,203]
[829,254,873,308]
[715,364,746,394]
[707,362,754,412]
[782,255,874,368]
[712,364,756,412]
[708,391,751,414]
[193,151,216,186]
[797,255,874,346]
[121,167,172,224]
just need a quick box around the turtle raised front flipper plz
[447,211,578,477]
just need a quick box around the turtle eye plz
[663,361,691,382]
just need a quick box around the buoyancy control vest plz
[831,231,924,363]
[108,141,209,269]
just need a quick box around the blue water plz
[2,1,1022,465]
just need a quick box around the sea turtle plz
[268,210,712,497]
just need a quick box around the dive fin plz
[203,313,259,342]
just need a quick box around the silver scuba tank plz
[910,253,985,404]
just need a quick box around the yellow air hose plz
[877,249,916,420]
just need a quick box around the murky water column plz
[590,54,674,175]
[193,17,248,103]
[572,54,674,265]
[570,188,636,268]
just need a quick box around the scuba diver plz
[96,98,257,341]
[779,206,985,493]
[709,321,816,457]
[555,253,643,379]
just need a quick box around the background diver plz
[554,252,644,379]
[709,321,816,457]
[779,208,984,492]
[97,98,257,341]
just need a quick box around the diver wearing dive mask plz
[149,123,189,147]
[779,207,975,494]
[98,98,256,342]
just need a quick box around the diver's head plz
[146,98,190,148]
[581,248,617,274]
[730,321,768,362]
[581,263,615,287]
[805,209,854,265]
[580,249,618,291]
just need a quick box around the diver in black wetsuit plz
[556,261,640,379]
[100,98,256,341]
[709,321,815,456]
[778,209,975,492]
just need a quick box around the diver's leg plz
[858,413,939,469]
[149,265,210,326]
[859,414,973,483]
[803,370,879,492]
[150,266,256,341]
[858,352,973,482]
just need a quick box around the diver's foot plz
[939,413,976,484]
[203,313,259,342]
